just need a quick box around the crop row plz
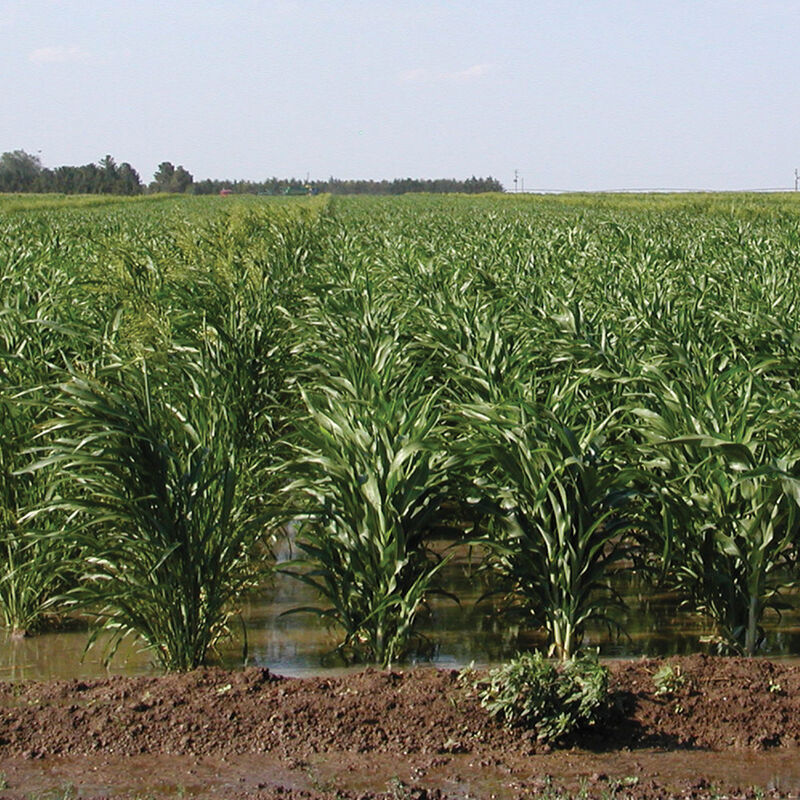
[2,193,800,670]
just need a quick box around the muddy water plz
[4,749,800,799]
[2,557,800,681]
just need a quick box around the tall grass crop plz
[634,364,800,654]
[4,191,800,665]
[460,397,637,659]
[26,355,274,670]
[284,292,453,667]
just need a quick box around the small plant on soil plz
[474,651,609,744]
[652,662,687,696]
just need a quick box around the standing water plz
[3,557,800,681]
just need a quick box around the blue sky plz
[3,1,799,190]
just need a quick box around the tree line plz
[0,151,144,195]
[0,150,504,196]
[193,175,505,195]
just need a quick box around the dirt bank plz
[1,655,799,798]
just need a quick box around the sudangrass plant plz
[283,284,454,667]
[284,378,454,667]
[0,391,66,635]
[633,364,800,655]
[9,190,800,665]
[25,355,274,670]
[0,531,71,636]
[0,305,89,635]
[460,398,638,660]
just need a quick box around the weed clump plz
[472,652,609,744]
[652,662,687,696]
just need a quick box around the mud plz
[1,655,799,798]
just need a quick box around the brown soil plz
[1,655,799,798]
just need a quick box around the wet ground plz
[2,656,800,798]
[2,749,799,799]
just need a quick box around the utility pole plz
[513,169,519,193]
[795,169,799,191]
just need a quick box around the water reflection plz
[2,558,800,681]
[0,625,157,681]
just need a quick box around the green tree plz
[0,150,43,192]
[116,162,143,195]
[150,161,194,193]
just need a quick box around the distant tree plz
[172,165,194,193]
[0,150,43,192]
[150,161,194,193]
[99,154,116,172]
[192,174,504,196]
[150,161,175,192]
[117,162,143,195]
[98,154,118,193]
[1,151,503,197]
[49,165,81,193]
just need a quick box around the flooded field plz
[3,554,800,682]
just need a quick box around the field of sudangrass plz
[3,191,800,670]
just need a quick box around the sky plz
[3,0,800,191]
